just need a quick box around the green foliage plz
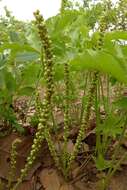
[94,154,111,171]
[113,97,127,111]
[0,1,127,189]
[70,49,127,84]
[104,31,127,41]
[96,114,123,137]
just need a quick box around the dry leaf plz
[55,140,74,154]
[0,133,41,181]
[74,181,90,190]
[60,183,74,190]
[109,166,127,190]
[39,168,62,190]
[67,140,74,154]
[17,179,35,190]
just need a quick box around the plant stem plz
[67,72,98,171]
[79,72,89,124]
[102,116,127,189]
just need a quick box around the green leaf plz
[21,63,41,86]
[70,50,127,84]
[0,89,12,104]
[18,86,35,96]
[95,154,111,171]
[103,41,127,64]
[113,97,127,111]
[26,26,41,52]
[15,52,39,62]
[0,71,5,88]
[14,123,25,134]
[9,31,19,42]
[96,115,122,137]
[47,10,79,36]
[54,64,64,81]
[104,31,127,41]
[0,43,37,53]
[4,70,16,93]
[0,54,7,70]
[122,46,127,58]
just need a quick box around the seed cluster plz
[67,3,109,171]
[35,90,42,118]
[61,0,68,12]
[117,0,127,30]
[60,1,71,176]
[8,138,21,189]
[67,72,98,171]
[12,10,58,190]
[97,5,109,50]
[62,62,70,176]
[34,10,59,168]
[63,63,70,145]
[34,10,54,100]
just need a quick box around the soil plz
[0,98,127,190]
[0,131,127,190]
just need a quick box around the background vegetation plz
[0,0,127,189]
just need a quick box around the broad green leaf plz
[122,46,127,57]
[0,43,37,53]
[70,50,127,84]
[113,97,127,111]
[9,31,19,42]
[26,26,41,52]
[0,89,12,104]
[0,71,5,88]
[95,154,111,171]
[52,39,66,57]
[4,70,16,92]
[18,86,35,96]
[103,42,127,68]
[13,123,25,134]
[54,64,64,81]
[21,63,41,86]
[104,31,127,41]
[80,25,89,38]
[96,115,123,137]
[0,56,7,70]
[47,10,80,36]
[15,52,39,62]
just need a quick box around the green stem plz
[67,72,98,172]
[79,72,89,124]
[102,116,127,189]
[63,62,70,177]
